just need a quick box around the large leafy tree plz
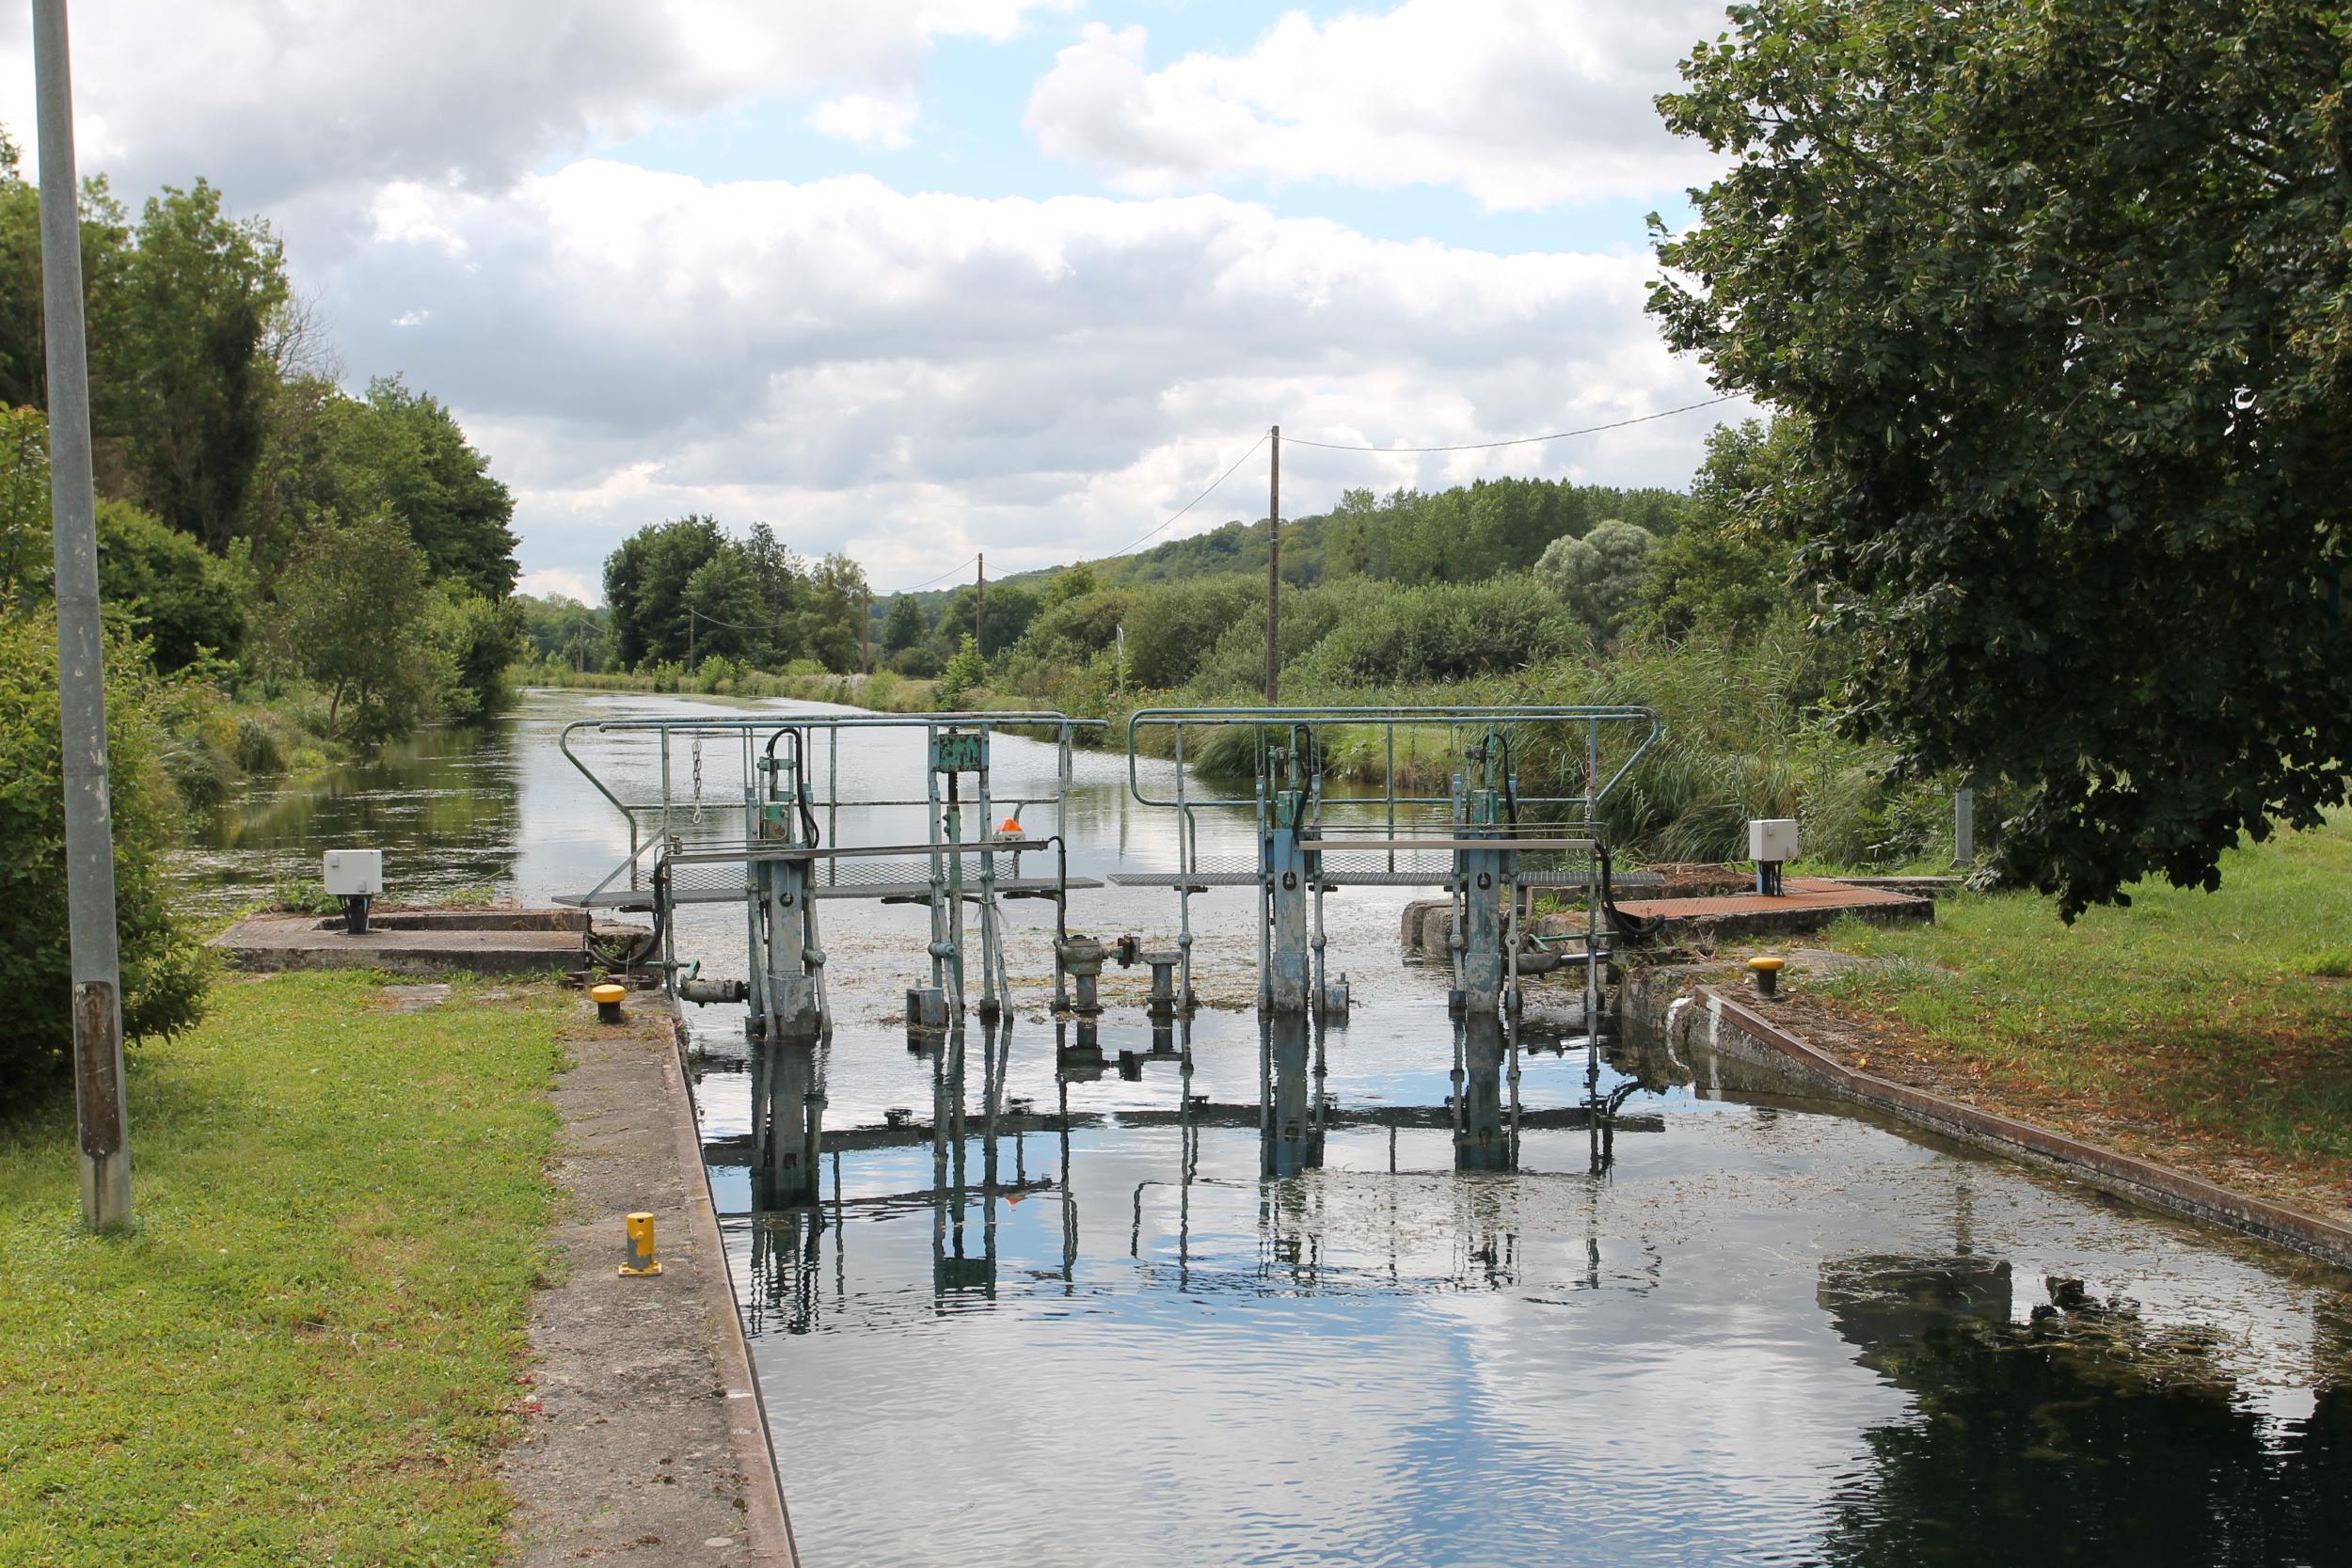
[803,553,871,673]
[265,511,437,741]
[1634,417,1804,642]
[1536,519,1657,641]
[881,593,928,655]
[112,181,288,550]
[322,377,517,598]
[1652,0,2352,915]
[0,130,132,417]
[604,515,730,668]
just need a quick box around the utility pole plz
[975,553,986,660]
[1265,424,1280,705]
[687,605,695,671]
[862,586,873,675]
[35,0,131,1230]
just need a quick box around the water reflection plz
[747,1037,825,1210]
[1817,1257,2352,1564]
[184,721,521,909]
[1453,1014,1512,1173]
[1260,1012,1325,1180]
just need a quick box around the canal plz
[194,689,2352,1566]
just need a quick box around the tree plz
[935,634,987,708]
[881,593,928,655]
[516,593,612,671]
[603,515,728,668]
[319,378,517,598]
[95,499,247,671]
[681,547,768,664]
[1652,0,2352,915]
[741,521,808,662]
[0,402,46,602]
[1536,519,1655,640]
[0,130,133,418]
[803,553,871,672]
[1121,574,1261,689]
[933,579,1039,663]
[423,585,524,722]
[1042,563,1099,609]
[265,511,436,741]
[1635,418,1804,641]
[113,181,288,551]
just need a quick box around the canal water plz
[194,689,2352,1566]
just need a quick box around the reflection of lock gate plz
[557,704,1661,1202]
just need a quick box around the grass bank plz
[0,971,568,1566]
[517,659,937,712]
[1796,816,2352,1219]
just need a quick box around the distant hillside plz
[872,474,1688,628]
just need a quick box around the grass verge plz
[1802,816,2352,1215]
[0,970,567,1567]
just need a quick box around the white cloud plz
[1025,2,1729,211]
[326,164,1743,595]
[806,91,923,150]
[0,1,1740,604]
[516,567,597,605]
[0,0,1068,211]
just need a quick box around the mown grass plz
[0,971,568,1567]
[1807,815,2352,1190]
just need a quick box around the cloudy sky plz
[0,0,1748,603]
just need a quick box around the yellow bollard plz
[1748,954,1786,999]
[592,982,627,1024]
[619,1211,662,1276]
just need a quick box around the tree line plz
[0,130,527,1090]
[597,516,868,676]
[0,130,522,740]
[865,474,1694,680]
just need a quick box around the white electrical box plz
[1749,818,1800,863]
[323,849,383,896]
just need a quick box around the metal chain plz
[691,738,704,826]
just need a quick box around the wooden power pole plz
[1265,424,1280,705]
[975,554,986,659]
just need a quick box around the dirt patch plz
[1644,862,1756,898]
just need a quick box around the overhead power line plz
[876,553,979,598]
[684,602,793,636]
[1109,433,1271,558]
[1281,394,1740,454]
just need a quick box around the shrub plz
[94,499,248,671]
[1536,519,1657,639]
[232,714,283,774]
[694,654,741,693]
[934,635,987,708]
[274,879,342,915]
[1017,587,1136,663]
[1121,575,1262,689]
[1289,575,1585,687]
[0,610,210,1097]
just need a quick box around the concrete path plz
[212,911,592,975]
[501,996,796,1567]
